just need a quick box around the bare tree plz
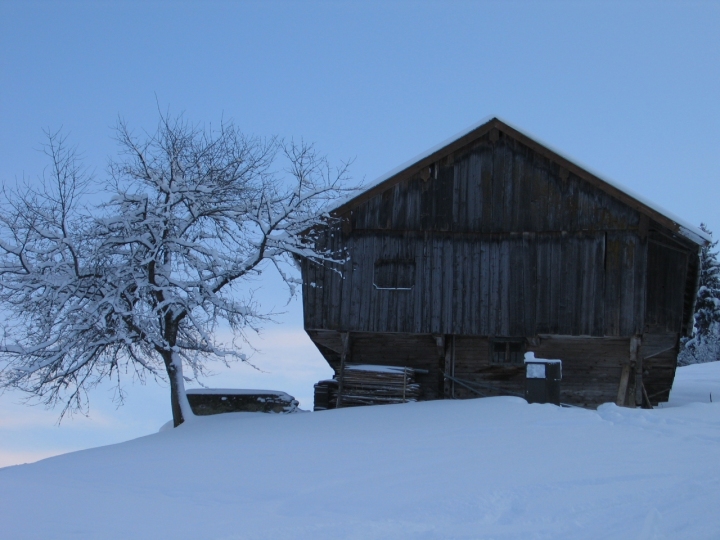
[0,115,351,426]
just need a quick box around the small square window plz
[374,259,415,290]
[491,339,525,365]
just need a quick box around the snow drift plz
[1,362,719,539]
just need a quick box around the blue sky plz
[1,1,719,466]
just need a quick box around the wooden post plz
[616,365,631,407]
[444,335,454,398]
[617,335,642,407]
[435,335,448,398]
[632,335,644,408]
[335,332,350,409]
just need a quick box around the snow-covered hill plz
[1,363,720,540]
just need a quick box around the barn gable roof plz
[332,117,709,246]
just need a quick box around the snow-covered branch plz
[0,113,355,426]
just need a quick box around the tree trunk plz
[162,350,194,427]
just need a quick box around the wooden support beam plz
[632,335,644,408]
[617,336,642,407]
[616,365,631,407]
[434,335,445,358]
[641,381,652,409]
[444,335,454,398]
[335,332,351,409]
[435,335,446,398]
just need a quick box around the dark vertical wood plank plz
[535,237,549,334]
[488,240,500,335]
[481,149,494,233]
[500,240,511,335]
[530,162,549,232]
[491,143,506,233]
[422,236,433,334]
[633,237,647,336]
[412,237,424,333]
[348,236,365,331]
[451,159,462,231]
[469,240,481,334]
[501,145,514,233]
[455,239,469,334]
[592,233,606,336]
[338,236,353,330]
[509,239,524,336]
[327,231,343,330]
[579,236,593,335]
[480,240,491,335]
[549,238,562,334]
[360,235,375,332]
[604,233,621,336]
[567,237,580,335]
[430,236,442,334]
[462,152,483,231]
[442,237,454,334]
[523,234,538,335]
[620,235,637,336]
[301,258,315,329]
[391,182,405,230]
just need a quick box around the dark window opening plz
[374,259,415,290]
[491,339,525,365]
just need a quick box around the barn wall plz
[307,330,442,401]
[450,335,628,408]
[306,331,666,409]
[350,133,640,235]
[645,238,689,334]
[303,230,645,337]
[301,127,699,409]
[302,130,658,338]
[639,332,678,404]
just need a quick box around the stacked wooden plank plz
[314,364,421,410]
[313,379,338,411]
[313,365,422,410]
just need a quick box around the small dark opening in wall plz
[374,259,415,290]
[491,339,525,365]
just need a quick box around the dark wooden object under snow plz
[186,389,299,415]
[301,118,707,409]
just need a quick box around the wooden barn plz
[301,117,708,409]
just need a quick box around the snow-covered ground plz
[1,363,719,540]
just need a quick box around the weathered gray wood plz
[639,332,678,405]
[335,332,350,408]
[627,334,641,408]
[616,366,631,406]
[444,335,453,398]
[301,125,701,409]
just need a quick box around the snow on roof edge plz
[329,115,497,213]
[496,117,711,245]
[331,116,710,245]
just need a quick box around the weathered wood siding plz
[304,231,646,337]
[645,237,689,334]
[309,329,678,408]
[350,133,640,234]
[307,330,442,401]
[450,335,628,407]
[302,131,659,337]
[302,126,700,408]
[639,333,678,404]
